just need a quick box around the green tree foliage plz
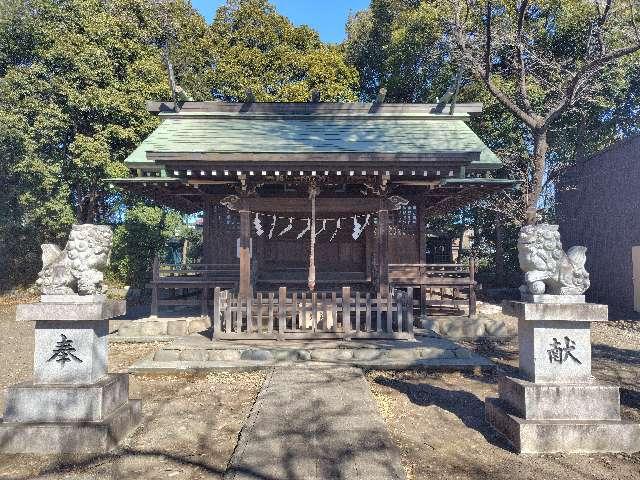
[448,0,640,223]
[345,0,452,102]
[346,0,639,284]
[0,0,359,289]
[109,204,185,288]
[0,0,177,287]
[208,0,359,101]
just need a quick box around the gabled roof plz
[123,102,501,170]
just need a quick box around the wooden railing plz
[389,259,477,317]
[149,258,240,317]
[212,286,414,340]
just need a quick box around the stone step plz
[486,398,640,454]
[0,399,142,454]
[3,374,130,423]
[498,376,621,421]
[152,346,470,363]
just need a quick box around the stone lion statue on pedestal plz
[36,224,113,296]
[518,224,590,296]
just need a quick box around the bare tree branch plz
[484,0,492,79]
[544,42,640,125]
[516,0,533,113]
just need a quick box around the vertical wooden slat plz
[291,291,298,331]
[257,292,263,334]
[311,292,318,333]
[246,292,252,334]
[342,287,352,337]
[224,293,232,333]
[236,295,243,334]
[331,292,338,333]
[396,291,403,334]
[469,255,477,318]
[376,293,382,333]
[268,292,274,334]
[151,256,159,317]
[321,292,328,331]
[301,292,307,331]
[365,293,372,333]
[278,287,286,340]
[406,287,414,337]
[386,291,393,333]
[213,287,221,340]
[355,291,361,335]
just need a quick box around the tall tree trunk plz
[494,212,505,286]
[525,129,549,225]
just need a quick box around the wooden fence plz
[389,259,477,317]
[149,259,240,317]
[212,286,414,340]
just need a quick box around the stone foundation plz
[2,298,140,454]
[117,317,211,338]
[487,300,640,454]
[486,398,640,454]
[0,400,142,454]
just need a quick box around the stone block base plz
[0,399,141,454]
[3,374,129,423]
[486,398,640,454]
[498,376,621,421]
[520,294,585,304]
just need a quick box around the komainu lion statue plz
[518,224,590,296]
[36,224,113,296]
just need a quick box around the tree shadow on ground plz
[371,374,514,452]
[0,448,238,480]
[224,367,406,480]
[592,343,640,366]
[0,372,269,480]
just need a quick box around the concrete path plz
[225,366,406,480]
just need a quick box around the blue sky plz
[191,0,370,43]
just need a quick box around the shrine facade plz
[110,100,514,339]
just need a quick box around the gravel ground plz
[0,304,266,480]
[368,318,640,480]
[2,293,639,479]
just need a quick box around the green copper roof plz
[125,116,500,168]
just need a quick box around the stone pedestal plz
[0,298,141,454]
[487,300,640,453]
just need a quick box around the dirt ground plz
[367,319,640,480]
[0,305,265,480]
[2,295,640,480]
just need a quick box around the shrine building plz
[109,100,515,340]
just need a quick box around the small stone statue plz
[36,224,113,296]
[518,223,590,296]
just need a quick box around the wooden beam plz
[220,196,408,214]
[239,210,251,298]
[145,101,484,116]
[148,151,478,165]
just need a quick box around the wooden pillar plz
[278,286,286,341]
[212,287,221,340]
[342,286,352,338]
[469,255,477,318]
[417,202,428,320]
[239,209,251,298]
[378,207,389,298]
[150,256,160,318]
